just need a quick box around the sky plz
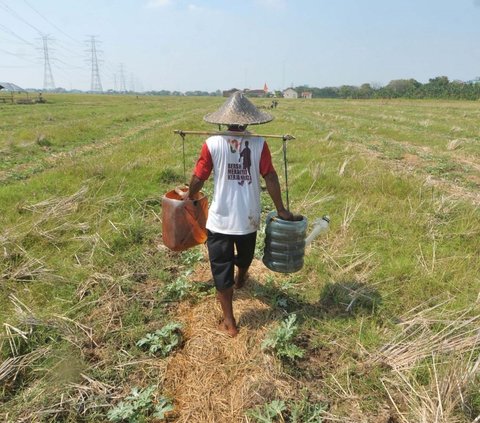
[1,0,480,92]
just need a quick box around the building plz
[301,91,313,99]
[0,82,30,103]
[244,89,267,98]
[0,82,25,91]
[283,88,298,99]
[222,88,240,97]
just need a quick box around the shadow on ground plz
[237,277,383,330]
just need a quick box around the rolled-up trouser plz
[206,230,257,291]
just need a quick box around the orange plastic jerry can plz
[161,187,208,252]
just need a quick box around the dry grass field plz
[0,94,479,422]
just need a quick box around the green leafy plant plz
[107,386,173,422]
[247,394,326,423]
[274,296,289,309]
[153,397,175,420]
[136,322,183,357]
[262,314,305,361]
[290,394,326,423]
[180,247,204,265]
[164,271,192,301]
[190,281,216,299]
[279,274,301,292]
[163,268,212,302]
[246,399,286,423]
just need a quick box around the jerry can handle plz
[174,186,188,196]
[174,186,199,206]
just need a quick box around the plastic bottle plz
[162,188,208,252]
[305,215,330,246]
[262,211,308,273]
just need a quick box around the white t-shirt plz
[194,134,275,235]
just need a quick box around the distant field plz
[1,94,479,422]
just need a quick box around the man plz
[183,91,295,337]
[238,140,251,185]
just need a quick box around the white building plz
[283,88,298,99]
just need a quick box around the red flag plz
[263,82,268,93]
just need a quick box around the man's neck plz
[227,125,247,132]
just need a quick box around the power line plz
[0,22,79,70]
[0,46,37,64]
[0,0,81,63]
[0,22,36,47]
[0,65,35,68]
[50,63,77,89]
[8,0,109,79]
[55,41,82,59]
[23,0,81,45]
[0,1,124,92]
[0,0,44,35]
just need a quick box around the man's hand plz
[277,209,303,221]
[264,172,302,221]
[174,186,190,200]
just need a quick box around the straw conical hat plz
[204,91,273,125]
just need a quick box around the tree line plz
[143,90,222,97]
[292,76,480,100]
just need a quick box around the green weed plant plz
[262,314,305,361]
[163,271,192,301]
[107,386,173,422]
[136,322,183,357]
[246,400,286,423]
[247,395,326,423]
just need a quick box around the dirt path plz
[163,260,294,422]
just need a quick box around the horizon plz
[4,75,480,94]
[1,1,480,92]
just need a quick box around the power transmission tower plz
[87,36,103,92]
[119,63,127,92]
[42,35,55,90]
[129,72,135,92]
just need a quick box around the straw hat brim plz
[203,91,274,125]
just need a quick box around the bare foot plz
[218,319,239,337]
[234,269,249,289]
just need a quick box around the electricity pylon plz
[88,35,103,92]
[42,35,55,90]
[119,63,127,92]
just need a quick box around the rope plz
[180,132,186,184]
[282,136,290,211]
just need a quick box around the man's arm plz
[184,174,205,199]
[180,141,211,200]
[263,171,295,220]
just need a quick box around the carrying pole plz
[174,129,294,210]
[174,130,295,140]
